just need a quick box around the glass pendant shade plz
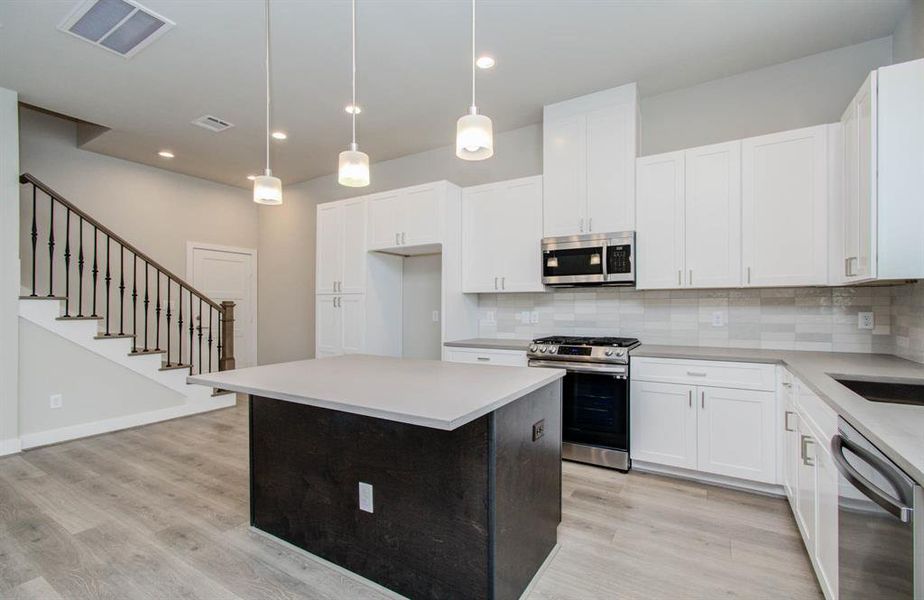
[456,106,493,161]
[338,143,370,187]
[253,169,283,205]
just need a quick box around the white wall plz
[18,319,184,441]
[402,254,442,359]
[261,37,894,364]
[640,37,893,155]
[19,108,259,288]
[0,87,20,455]
[893,0,924,63]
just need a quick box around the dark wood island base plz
[249,381,562,600]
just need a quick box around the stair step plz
[57,315,103,321]
[129,349,166,356]
[159,364,191,372]
[20,295,67,301]
[94,334,134,340]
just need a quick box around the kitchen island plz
[189,354,565,600]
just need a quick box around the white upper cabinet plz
[316,197,366,295]
[636,151,685,289]
[367,182,444,252]
[462,176,544,293]
[684,141,742,288]
[636,141,740,289]
[742,125,829,287]
[834,58,924,283]
[543,84,638,237]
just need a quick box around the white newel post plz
[0,87,21,455]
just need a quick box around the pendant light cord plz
[471,0,476,109]
[351,0,357,146]
[264,0,272,172]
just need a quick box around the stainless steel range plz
[528,336,640,471]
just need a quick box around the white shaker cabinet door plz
[696,387,776,484]
[543,115,586,237]
[585,104,636,233]
[629,380,698,469]
[340,198,367,294]
[400,184,442,247]
[315,295,342,357]
[843,71,877,283]
[742,125,829,287]
[496,176,544,292]
[315,202,343,295]
[636,152,685,289]
[462,184,503,293]
[684,141,742,288]
[340,294,366,355]
[366,191,402,250]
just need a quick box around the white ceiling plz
[0,0,909,188]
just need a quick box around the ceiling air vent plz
[191,115,235,133]
[58,0,174,59]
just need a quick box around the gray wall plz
[893,0,924,62]
[19,108,259,290]
[261,38,895,364]
[402,254,442,360]
[640,37,893,155]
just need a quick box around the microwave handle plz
[831,434,913,523]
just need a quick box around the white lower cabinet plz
[315,294,366,358]
[629,381,697,469]
[781,370,838,600]
[444,347,528,367]
[630,358,777,484]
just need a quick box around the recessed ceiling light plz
[476,55,495,69]
[345,104,362,115]
[271,131,287,140]
[247,175,257,181]
[158,150,174,158]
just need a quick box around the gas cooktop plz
[532,336,640,348]
[527,336,640,364]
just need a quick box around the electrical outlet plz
[49,394,63,409]
[431,310,440,323]
[530,311,540,324]
[858,312,874,330]
[517,311,531,323]
[712,311,725,327]
[358,482,374,513]
[532,419,545,441]
[484,310,496,323]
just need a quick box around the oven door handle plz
[831,434,913,523]
[529,359,626,376]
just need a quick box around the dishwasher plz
[832,418,923,599]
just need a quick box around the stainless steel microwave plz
[542,232,635,287]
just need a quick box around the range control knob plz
[604,349,614,356]
[529,345,538,353]
[548,346,557,354]
[539,346,547,353]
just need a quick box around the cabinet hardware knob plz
[784,410,796,432]
[689,269,693,286]
[678,270,682,286]
[701,391,705,409]
[501,276,506,290]
[402,232,406,245]
[688,390,692,408]
[494,276,498,290]
[477,357,490,362]
[686,371,707,377]
[395,232,400,246]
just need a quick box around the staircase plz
[17,174,236,447]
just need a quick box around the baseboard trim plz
[632,460,785,497]
[0,437,22,456]
[19,394,236,450]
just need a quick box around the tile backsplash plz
[891,281,924,364]
[477,286,898,354]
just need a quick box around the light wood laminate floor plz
[0,399,822,599]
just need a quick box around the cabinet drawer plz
[444,348,528,367]
[631,357,776,391]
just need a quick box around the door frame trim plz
[186,241,258,367]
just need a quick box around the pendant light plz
[253,0,283,205]
[338,0,370,187]
[455,0,493,161]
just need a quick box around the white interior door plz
[189,244,257,368]
[684,141,742,288]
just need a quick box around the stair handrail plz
[20,172,235,373]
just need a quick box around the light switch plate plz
[49,394,63,409]
[530,311,539,324]
[431,310,440,323]
[358,482,373,513]
[858,312,874,330]
[711,311,725,327]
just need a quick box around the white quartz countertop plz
[443,338,532,351]
[188,354,564,431]
[633,345,924,485]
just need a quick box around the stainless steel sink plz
[835,378,924,407]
